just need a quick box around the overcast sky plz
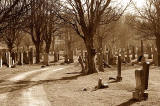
[121,0,146,14]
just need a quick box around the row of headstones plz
[116,56,150,100]
[0,49,34,68]
[102,46,158,66]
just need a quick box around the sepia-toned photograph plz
[0,0,160,106]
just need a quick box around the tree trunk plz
[156,37,160,67]
[97,37,104,72]
[85,38,97,74]
[45,43,50,54]
[35,44,40,63]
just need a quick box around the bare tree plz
[132,0,160,66]
[56,0,131,74]
[0,0,31,34]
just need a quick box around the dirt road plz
[0,65,71,106]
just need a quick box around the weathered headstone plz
[132,46,136,60]
[7,52,11,68]
[54,51,59,62]
[29,48,33,64]
[117,56,122,81]
[43,53,49,65]
[126,48,131,63]
[23,51,29,64]
[69,50,74,63]
[147,46,152,59]
[18,52,23,65]
[153,50,158,66]
[133,62,150,100]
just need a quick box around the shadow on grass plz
[59,74,84,80]
[0,73,85,94]
[66,72,81,74]
[117,99,138,106]
[0,80,57,94]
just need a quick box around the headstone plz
[11,52,16,64]
[147,46,152,59]
[23,51,29,64]
[29,48,33,64]
[117,56,122,81]
[18,52,23,65]
[133,62,150,100]
[126,48,131,63]
[7,52,11,68]
[132,46,136,60]
[43,53,49,65]
[153,48,158,66]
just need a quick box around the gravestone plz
[11,52,16,64]
[18,52,23,65]
[121,49,125,63]
[64,54,69,63]
[126,48,131,63]
[23,51,29,64]
[54,51,59,62]
[69,50,74,63]
[7,52,11,68]
[133,62,150,100]
[2,51,7,65]
[153,50,158,66]
[117,56,122,81]
[43,53,49,65]
[147,46,152,59]
[132,46,136,60]
[29,48,33,64]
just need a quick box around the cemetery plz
[0,0,160,106]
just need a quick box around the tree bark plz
[97,37,104,72]
[35,44,40,63]
[84,37,97,74]
[156,37,160,67]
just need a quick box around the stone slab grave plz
[133,62,150,101]
[109,55,122,82]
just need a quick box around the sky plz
[121,0,146,14]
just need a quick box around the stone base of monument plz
[132,91,148,101]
